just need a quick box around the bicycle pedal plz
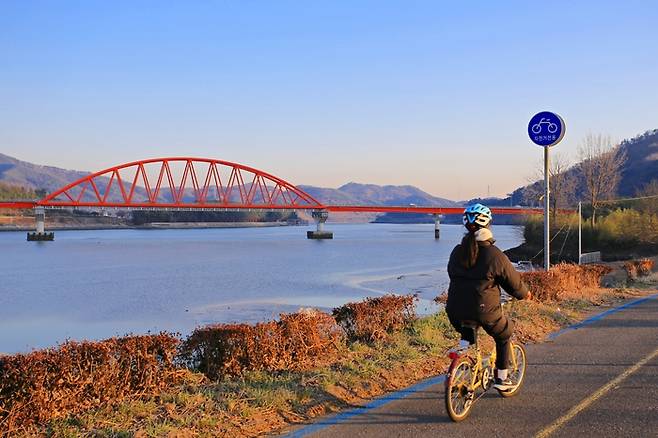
[448,347,469,359]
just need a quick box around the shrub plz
[623,258,655,280]
[521,263,612,302]
[332,294,417,343]
[637,259,654,276]
[0,333,180,432]
[179,310,343,380]
[522,209,658,259]
[277,310,344,370]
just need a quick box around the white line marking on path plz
[535,345,658,438]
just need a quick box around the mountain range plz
[299,182,458,207]
[0,153,459,208]
[0,153,90,195]
[1,128,656,210]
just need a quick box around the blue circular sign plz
[528,111,565,147]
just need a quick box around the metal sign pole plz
[528,110,565,271]
[544,145,550,270]
[578,201,582,265]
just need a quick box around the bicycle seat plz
[461,320,479,329]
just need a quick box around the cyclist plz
[446,203,532,390]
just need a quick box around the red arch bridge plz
[0,157,543,241]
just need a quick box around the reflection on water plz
[0,223,522,353]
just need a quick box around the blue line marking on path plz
[547,292,658,340]
[282,292,658,437]
[282,374,446,437]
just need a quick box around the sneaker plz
[493,377,515,391]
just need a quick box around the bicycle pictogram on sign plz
[527,112,565,147]
[531,118,558,134]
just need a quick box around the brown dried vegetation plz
[179,310,345,380]
[1,296,418,434]
[623,258,655,280]
[332,294,417,342]
[521,263,612,301]
[0,333,181,433]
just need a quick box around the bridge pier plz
[307,210,333,239]
[27,207,54,241]
[434,214,440,239]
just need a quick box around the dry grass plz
[623,258,655,280]
[178,310,344,380]
[630,271,658,288]
[521,263,612,301]
[0,334,181,435]
[332,294,416,343]
[18,314,456,438]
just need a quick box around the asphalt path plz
[282,294,658,438]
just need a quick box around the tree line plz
[131,210,299,225]
[0,182,39,201]
[515,132,658,225]
[508,130,658,261]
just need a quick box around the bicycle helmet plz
[463,203,492,230]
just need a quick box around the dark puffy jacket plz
[446,240,529,323]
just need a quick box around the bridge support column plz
[307,210,333,239]
[434,214,440,239]
[27,207,54,241]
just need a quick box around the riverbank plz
[0,221,296,232]
[504,241,658,263]
[6,262,657,437]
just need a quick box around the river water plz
[0,223,523,353]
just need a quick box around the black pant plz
[448,312,513,370]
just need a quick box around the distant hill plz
[508,128,658,206]
[618,129,658,196]
[0,153,89,195]
[0,153,150,204]
[297,185,361,205]
[298,182,460,223]
[299,182,459,207]
[0,181,37,201]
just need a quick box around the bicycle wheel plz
[497,342,526,398]
[445,357,476,421]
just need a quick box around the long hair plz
[459,230,479,269]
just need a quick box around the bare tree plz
[520,174,543,207]
[577,134,627,225]
[636,179,658,215]
[549,153,577,221]
[521,153,576,217]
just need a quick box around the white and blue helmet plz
[463,203,492,228]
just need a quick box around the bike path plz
[281,294,658,438]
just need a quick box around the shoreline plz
[0,221,525,233]
[0,221,298,232]
[505,241,658,263]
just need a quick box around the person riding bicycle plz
[446,203,531,391]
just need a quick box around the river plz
[0,223,523,353]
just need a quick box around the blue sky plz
[1,1,657,200]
